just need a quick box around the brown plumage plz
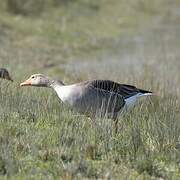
[20,74,153,133]
[85,80,152,98]
[0,68,13,81]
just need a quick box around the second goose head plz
[0,68,13,82]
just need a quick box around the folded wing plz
[88,80,152,99]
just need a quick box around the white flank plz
[123,92,153,112]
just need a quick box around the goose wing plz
[87,80,151,99]
[82,80,125,114]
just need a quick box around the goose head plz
[0,68,13,81]
[20,74,51,87]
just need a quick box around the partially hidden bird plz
[0,68,13,81]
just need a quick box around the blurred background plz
[0,1,180,179]
[0,0,179,90]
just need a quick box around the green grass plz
[0,0,180,179]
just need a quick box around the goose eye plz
[31,76,35,79]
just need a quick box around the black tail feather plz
[138,88,153,94]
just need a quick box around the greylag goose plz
[20,74,153,125]
[0,68,13,81]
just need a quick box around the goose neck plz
[49,79,65,89]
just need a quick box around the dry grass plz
[0,0,179,179]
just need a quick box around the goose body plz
[20,75,153,119]
[53,82,124,118]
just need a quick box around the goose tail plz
[138,89,156,97]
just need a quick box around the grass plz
[0,0,180,179]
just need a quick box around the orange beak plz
[20,79,32,86]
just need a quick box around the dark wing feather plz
[82,80,125,115]
[87,80,151,99]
